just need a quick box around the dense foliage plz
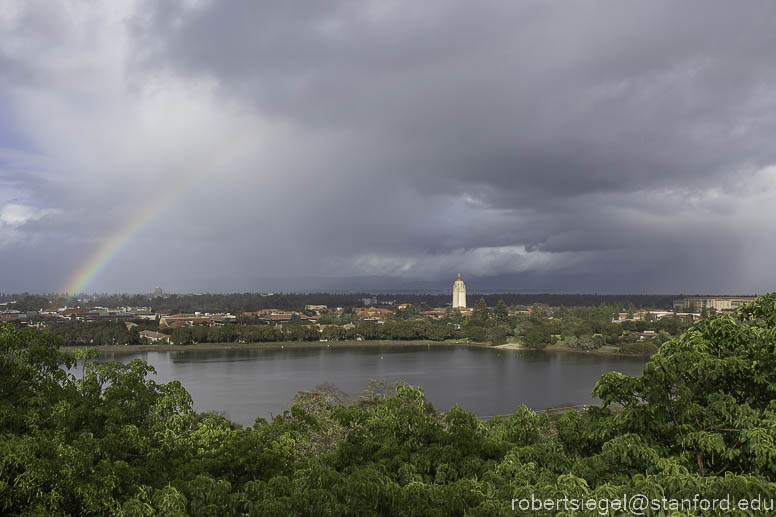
[0,291,681,313]
[40,321,154,347]
[3,294,776,515]
[33,299,690,353]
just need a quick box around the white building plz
[673,296,756,312]
[452,273,467,309]
[139,330,170,344]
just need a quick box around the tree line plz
[26,298,694,354]
[1,291,683,313]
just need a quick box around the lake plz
[89,344,648,427]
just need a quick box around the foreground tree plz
[593,294,776,478]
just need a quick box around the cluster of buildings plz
[609,297,755,324]
[158,312,237,328]
[608,297,757,325]
[0,305,158,324]
[612,310,698,323]
[672,296,756,313]
[0,281,762,343]
[0,308,32,323]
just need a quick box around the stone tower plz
[452,273,466,309]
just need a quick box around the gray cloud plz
[1,0,775,293]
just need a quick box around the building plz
[159,312,237,327]
[0,310,25,322]
[613,310,699,323]
[419,308,448,318]
[673,297,756,312]
[452,273,466,309]
[153,287,164,298]
[353,308,392,320]
[140,330,170,344]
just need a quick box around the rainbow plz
[62,184,189,295]
[61,128,259,294]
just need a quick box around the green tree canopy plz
[494,299,509,322]
[471,298,490,326]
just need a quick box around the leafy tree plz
[488,325,507,346]
[359,379,397,403]
[171,326,193,345]
[553,305,571,322]
[321,325,347,341]
[465,325,487,343]
[521,322,554,349]
[471,298,490,326]
[72,345,98,376]
[355,320,379,340]
[494,299,509,322]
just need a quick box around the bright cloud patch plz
[350,246,591,279]
[0,203,58,226]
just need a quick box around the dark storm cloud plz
[135,0,776,198]
[123,0,776,291]
[2,0,776,292]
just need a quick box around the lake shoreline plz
[496,342,650,357]
[61,340,651,357]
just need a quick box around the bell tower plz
[452,273,466,309]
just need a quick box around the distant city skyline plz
[2,1,776,294]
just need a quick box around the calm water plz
[87,344,647,427]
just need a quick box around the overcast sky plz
[2,0,776,294]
